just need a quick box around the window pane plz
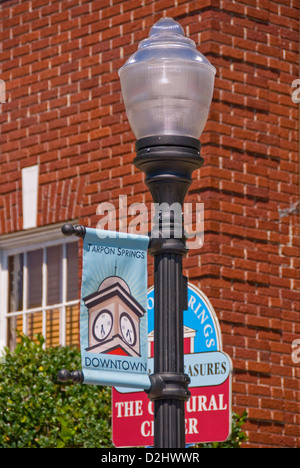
[47,245,62,305]
[8,254,24,312]
[7,315,23,351]
[67,243,78,301]
[66,303,80,347]
[46,308,60,348]
[28,250,43,309]
[26,311,43,341]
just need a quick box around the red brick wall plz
[0,0,299,448]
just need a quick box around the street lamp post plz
[119,17,215,448]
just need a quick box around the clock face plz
[92,310,113,342]
[120,313,136,346]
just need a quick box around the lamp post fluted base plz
[134,136,203,448]
[149,252,190,448]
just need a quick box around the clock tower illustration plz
[83,276,146,357]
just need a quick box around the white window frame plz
[0,223,80,352]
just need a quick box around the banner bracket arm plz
[61,224,86,238]
[57,369,84,384]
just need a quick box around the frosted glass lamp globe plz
[118,17,216,140]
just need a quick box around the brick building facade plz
[0,0,299,448]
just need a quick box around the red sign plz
[112,284,232,447]
[112,377,231,447]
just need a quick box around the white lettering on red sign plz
[186,393,227,412]
[140,418,199,438]
[114,400,143,417]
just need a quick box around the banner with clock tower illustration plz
[80,227,151,390]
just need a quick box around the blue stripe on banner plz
[80,228,150,389]
[82,369,151,390]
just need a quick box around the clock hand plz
[126,329,132,342]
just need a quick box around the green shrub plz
[0,334,247,448]
[0,334,112,448]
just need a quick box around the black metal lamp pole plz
[134,135,203,448]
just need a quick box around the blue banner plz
[80,228,151,389]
